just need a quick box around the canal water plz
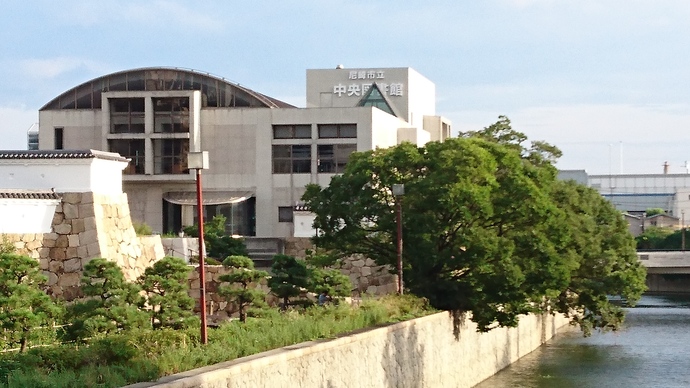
[475,294,690,388]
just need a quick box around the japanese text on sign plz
[332,70,403,97]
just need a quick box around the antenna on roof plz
[683,161,690,174]
[336,64,344,69]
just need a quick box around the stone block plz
[64,258,82,273]
[361,267,372,276]
[49,260,63,273]
[365,258,376,266]
[45,271,58,286]
[39,258,50,270]
[25,240,42,250]
[56,235,69,248]
[80,193,94,205]
[77,245,88,258]
[38,248,50,259]
[62,203,79,219]
[352,259,366,268]
[71,219,85,234]
[49,248,67,261]
[86,242,100,257]
[67,235,79,247]
[59,272,81,288]
[62,193,81,204]
[79,204,95,218]
[83,216,97,230]
[66,247,78,259]
[366,285,378,295]
[79,229,98,246]
[54,223,72,235]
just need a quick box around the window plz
[272,145,311,173]
[318,124,357,138]
[109,139,145,174]
[273,124,312,139]
[278,207,294,222]
[318,144,356,173]
[109,98,145,133]
[153,139,189,174]
[154,97,190,133]
[54,127,64,150]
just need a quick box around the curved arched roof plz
[40,67,296,110]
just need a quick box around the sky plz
[1,0,689,175]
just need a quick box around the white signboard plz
[332,69,404,98]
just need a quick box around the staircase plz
[244,237,284,269]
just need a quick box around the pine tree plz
[138,256,197,329]
[218,256,268,322]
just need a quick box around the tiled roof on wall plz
[0,190,61,200]
[0,149,129,162]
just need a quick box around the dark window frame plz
[278,206,294,222]
[54,127,64,150]
[109,98,145,134]
[273,124,312,139]
[317,144,357,173]
[153,139,189,175]
[108,139,145,174]
[272,144,312,174]
[317,124,357,139]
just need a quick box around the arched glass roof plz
[41,67,295,111]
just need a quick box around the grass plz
[0,295,433,387]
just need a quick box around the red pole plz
[196,168,208,344]
[396,199,403,295]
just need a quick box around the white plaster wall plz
[371,108,407,149]
[406,68,436,126]
[131,311,572,388]
[0,199,59,233]
[397,127,431,145]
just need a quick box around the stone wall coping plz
[125,312,443,388]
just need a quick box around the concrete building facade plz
[38,67,450,238]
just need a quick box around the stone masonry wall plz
[284,237,398,296]
[130,311,573,388]
[3,192,164,300]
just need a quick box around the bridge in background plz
[638,251,690,293]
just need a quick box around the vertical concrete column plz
[145,96,154,174]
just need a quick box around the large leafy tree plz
[267,255,310,309]
[303,116,646,333]
[0,253,62,352]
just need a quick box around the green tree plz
[552,180,647,334]
[645,208,665,217]
[183,215,249,259]
[268,255,310,309]
[304,249,352,300]
[138,257,197,329]
[66,258,148,340]
[636,226,677,250]
[302,116,646,334]
[218,256,268,322]
[0,253,62,352]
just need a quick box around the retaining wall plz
[128,311,573,388]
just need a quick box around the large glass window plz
[272,145,311,173]
[153,139,189,174]
[109,139,145,174]
[273,124,312,139]
[317,144,357,173]
[317,124,357,138]
[153,97,190,133]
[109,98,145,133]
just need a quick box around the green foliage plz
[267,255,310,308]
[133,222,153,236]
[0,253,62,352]
[138,257,197,330]
[308,267,351,299]
[551,180,647,335]
[645,208,665,217]
[0,295,432,386]
[218,256,268,322]
[183,215,249,259]
[302,116,647,334]
[636,226,679,250]
[65,259,148,340]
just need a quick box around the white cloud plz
[0,106,37,150]
[18,57,109,80]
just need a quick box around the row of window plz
[110,98,190,134]
[273,124,356,139]
[272,144,356,174]
[109,139,189,175]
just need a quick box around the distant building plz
[36,66,451,238]
[27,124,38,150]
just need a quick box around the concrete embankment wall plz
[129,311,572,388]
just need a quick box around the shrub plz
[218,256,268,322]
[65,259,148,340]
[138,257,197,330]
[0,253,62,352]
[268,255,310,309]
[183,215,249,259]
[133,222,153,236]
